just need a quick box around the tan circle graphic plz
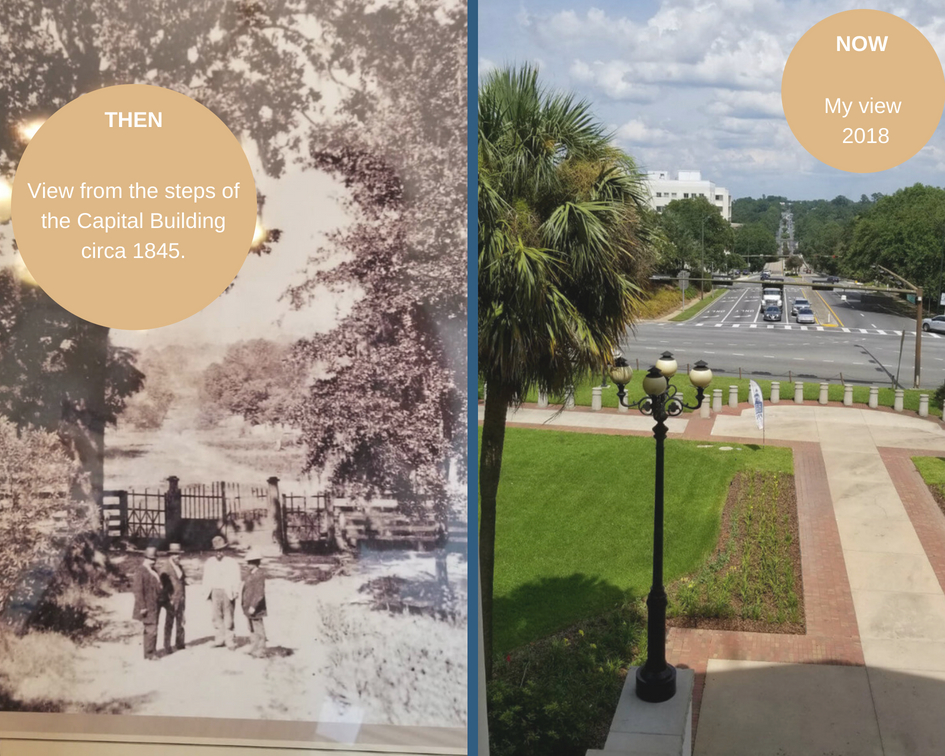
[782,10,945,173]
[11,84,257,330]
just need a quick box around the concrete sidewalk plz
[481,400,945,755]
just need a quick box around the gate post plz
[165,476,181,545]
[267,476,285,555]
[118,491,129,539]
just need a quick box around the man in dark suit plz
[131,546,163,660]
[160,542,187,654]
[240,548,267,657]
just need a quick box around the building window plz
[715,194,723,201]
[683,193,689,198]
[655,192,662,198]
[656,206,664,213]
[671,193,677,198]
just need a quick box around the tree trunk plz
[479,382,512,681]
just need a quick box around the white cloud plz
[479,57,497,76]
[614,118,675,146]
[570,60,660,102]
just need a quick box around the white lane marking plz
[931,333,941,339]
[793,357,805,361]
[720,288,749,323]
[767,325,774,329]
[800,326,809,331]
[714,324,723,327]
[842,328,851,333]
[893,331,901,336]
[816,327,824,331]
[824,360,834,363]
[732,324,740,328]
[859,329,868,333]
[871,324,877,328]
[696,323,704,327]
[876,329,886,335]
[733,353,745,356]
[784,325,792,330]
[749,324,757,329]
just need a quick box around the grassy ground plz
[669,288,726,321]
[912,456,945,523]
[485,428,795,756]
[636,285,701,319]
[488,427,793,654]
[521,374,944,418]
[667,470,803,632]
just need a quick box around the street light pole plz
[610,353,712,703]
[700,217,706,300]
[875,264,922,388]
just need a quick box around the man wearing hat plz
[160,543,187,654]
[240,548,267,657]
[131,546,163,660]
[201,535,241,649]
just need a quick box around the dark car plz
[760,271,771,280]
[763,305,781,322]
[826,275,840,283]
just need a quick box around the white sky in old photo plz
[478,0,945,201]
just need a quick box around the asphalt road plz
[623,281,945,388]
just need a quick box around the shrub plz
[0,418,77,612]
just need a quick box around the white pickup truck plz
[761,287,783,311]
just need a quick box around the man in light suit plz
[201,535,241,649]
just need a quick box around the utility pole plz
[875,264,923,388]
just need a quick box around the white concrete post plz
[537,391,549,408]
[564,385,575,410]
[482,382,487,402]
[728,385,738,408]
[894,389,904,412]
[794,382,804,404]
[700,396,711,418]
[771,381,780,404]
[712,388,723,413]
[843,385,853,406]
[919,393,930,417]
[869,385,879,409]
[591,386,602,411]
[819,382,829,405]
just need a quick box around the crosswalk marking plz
[816,327,824,331]
[665,321,929,339]
[800,326,808,331]
[876,330,886,335]
[749,324,757,329]
[842,328,851,333]
[859,329,868,333]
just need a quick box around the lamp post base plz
[636,662,677,703]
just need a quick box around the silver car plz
[795,307,816,325]
[791,298,810,316]
[923,315,945,333]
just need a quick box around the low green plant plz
[488,604,645,756]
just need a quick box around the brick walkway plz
[667,440,863,737]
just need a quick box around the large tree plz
[478,66,651,678]
[846,184,945,304]
[286,0,467,507]
[658,196,731,274]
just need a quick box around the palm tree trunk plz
[479,382,511,681]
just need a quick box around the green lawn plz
[913,456,945,500]
[669,288,726,321]
[487,427,793,654]
[521,374,943,418]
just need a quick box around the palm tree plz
[478,65,653,678]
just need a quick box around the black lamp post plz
[609,351,713,703]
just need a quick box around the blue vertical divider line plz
[466,0,480,752]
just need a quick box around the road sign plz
[939,292,945,306]
[749,380,764,431]
[677,270,690,290]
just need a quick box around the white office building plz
[643,170,732,221]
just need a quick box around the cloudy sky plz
[478,0,945,201]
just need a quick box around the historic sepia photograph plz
[0,0,467,749]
